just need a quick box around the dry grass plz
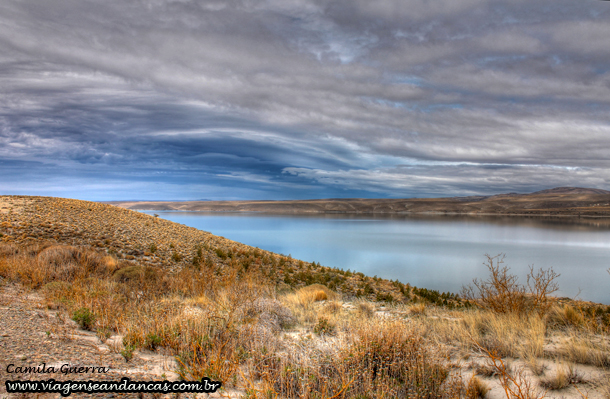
[466,375,490,398]
[433,310,546,360]
[540,362,585,390]
[554,333,610,368]
[546,303,603,333]
[2,240,608,398]
[1,196,609,398]
[281,284,341,326]
[296,283,338,302]
[0,241,278,387]
[0,241,474,397]
[355,300,375,319]
[409,302,427,316]
[247,318,466,398]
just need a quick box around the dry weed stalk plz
[472,337,546,399]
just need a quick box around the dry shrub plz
[340,319,464,398]
[474,362,499,377]
[355,301,375,319]
[117,267,274,387]
[2,240,274,388]
[0,244,117,288]
[139,308,250,384]
[0,243,19,257]
[462,254,559,316]
[251,319,464,398]
[466,375,490,399]
[239,297,295,332]
[36,246,82,282]
[113,265,162,288]
[474,342,546,399]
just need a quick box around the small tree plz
[462,254,559,316]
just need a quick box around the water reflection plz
[141,211,610,304]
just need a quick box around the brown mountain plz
[110,187,610,217]
[530,187,610,195]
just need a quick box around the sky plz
[1,0,610,201]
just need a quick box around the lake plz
[141,211,610,304]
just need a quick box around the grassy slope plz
[0,195,423,303]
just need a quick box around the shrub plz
[342,320,462,398]
[313,317,335,335]
[113,265,143,282]
[375,291,394,303]
[356,301,375,318]
[144,333,162,350]
[461,253,559,315]
[121,344,135,362]
[72,307,96,330]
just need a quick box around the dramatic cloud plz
[1,0,609,200]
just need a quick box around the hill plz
[110,187,610,217]
[1,195,610,398]
[0,195,407,300]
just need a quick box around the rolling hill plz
[111,187,610,217]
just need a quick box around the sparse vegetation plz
[0,195,608,398]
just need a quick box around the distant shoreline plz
[108,187,610,218]
[132,208,610,219]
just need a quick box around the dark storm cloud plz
[1,0,609,199]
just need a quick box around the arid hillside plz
[0,195,409,301]
[110,187,610,217]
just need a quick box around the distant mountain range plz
[530,187,610,195]
[109,187,610,217]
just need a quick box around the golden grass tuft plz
[546,304,589,331]
[297,283,338,302]
[409,302,427,316]
[435,310,546,360]
[466,375,490,399]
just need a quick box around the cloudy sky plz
[1,0,609,200]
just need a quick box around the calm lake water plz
[142,211,610,304]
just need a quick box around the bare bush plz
[462,254,559,316]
